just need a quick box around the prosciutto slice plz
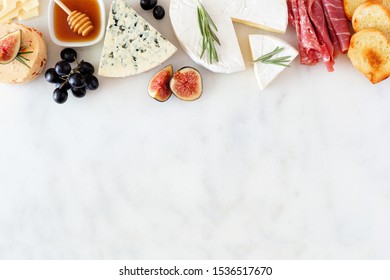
[322,0,351,53]
[307,0,335,71]
[323,6,342,57]
[288,0,351,70]
[287,0,322,65]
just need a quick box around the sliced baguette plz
[381,0,390,10]
[352,1,390,38]
[343,0,390,20]
[344,0,367,20]
[348,28,390,84]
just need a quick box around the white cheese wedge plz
[249,35,298,90]
[0,0,31,18]
[17,7,40,21]
[170,0,288,74]
[98,0,177,77]
[0,0,39,23]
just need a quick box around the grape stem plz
[58,60,84,89]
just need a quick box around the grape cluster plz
[45,48,99,104]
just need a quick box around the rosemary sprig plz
[18,51,33,55]
[254,46,291,67]
[197,0,220,64]
[15,51,32,69]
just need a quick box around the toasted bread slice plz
[343,0,390,20]
[381,0,390,10]
[348,29,390,84]
[344,0,369,20]
[352,1,390,38]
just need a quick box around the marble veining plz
[0,0,390,259]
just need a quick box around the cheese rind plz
[249,35,298,90]
[170,0,288,74]
[98,0,177,77]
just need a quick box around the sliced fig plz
[170,67,203,101]
[0,30,21,65]
[148,65,173,102]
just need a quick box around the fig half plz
[0,30,21,64]
[170,67,203,101]
[148,65,173,102]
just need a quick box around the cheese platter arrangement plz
[0,0,389,105]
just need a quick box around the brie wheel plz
[170,0,288,74]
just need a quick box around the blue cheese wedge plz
[98,0,177,77]
[249,35,298,90]
[170,0,288,74]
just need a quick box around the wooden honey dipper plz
[54,0,94,37]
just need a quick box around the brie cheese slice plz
[170,0,288,74]
[249,35,298,90]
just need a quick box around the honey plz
[54,0,101,42]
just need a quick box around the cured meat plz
[287,0,322,65]
[323,6,341,57]
[288,0,350,70]
[322,0,351,53]
[307,0,335,71]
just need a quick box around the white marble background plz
[1,0,390,259]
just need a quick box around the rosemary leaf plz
[202,4,218,32]
[197,8,204,36]
[210,29,221,46]
[15,56,31,69]
[201,36,206,58]
[17,55,30,62]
